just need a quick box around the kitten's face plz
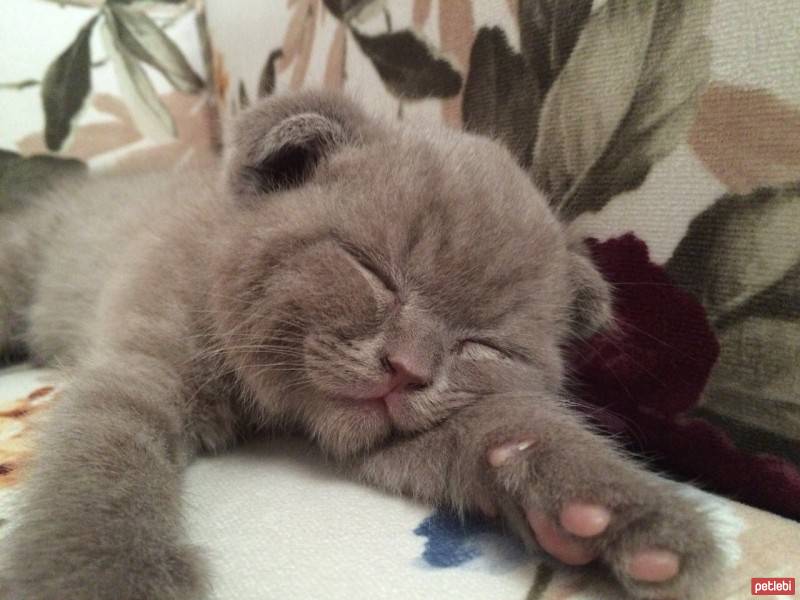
[211,92,608,459]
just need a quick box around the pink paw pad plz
[626,549,680,582]
[560,503,611,537]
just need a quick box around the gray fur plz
[0,91,722,599]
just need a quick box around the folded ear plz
[225,90,376,198]
[564,227,613,339]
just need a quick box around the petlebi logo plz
[751,577,796,596]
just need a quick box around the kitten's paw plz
[3,541,210,600]
[488,439,724,599]
[142,542,211,600]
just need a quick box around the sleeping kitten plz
[0,91,722,599]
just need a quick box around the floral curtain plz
[0,0,212,210]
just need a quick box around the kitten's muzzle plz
[347,351,431,410]
[380,352,432,393]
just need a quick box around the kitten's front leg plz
[357,389,724,599]
[2,354,209,600]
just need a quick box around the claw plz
[487,439,535,467]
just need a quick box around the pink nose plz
[384,354,431,392]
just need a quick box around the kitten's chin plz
[305,398,394,460]
[240,370,392,458]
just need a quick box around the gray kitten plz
[0,91,722,599]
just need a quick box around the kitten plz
[0,91,722,599]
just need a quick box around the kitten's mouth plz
[346,379,407,414]
[340,389,414,430]
[337,379,410,417]
[360,396,390,413]
[364,390,405,409]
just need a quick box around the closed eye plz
[336,242,397,293]
[456,339,511,361]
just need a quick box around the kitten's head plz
[211,91,610,459]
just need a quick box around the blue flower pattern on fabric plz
[414,509,526,572]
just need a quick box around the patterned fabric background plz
[0,1,799,598]
[204,0,800,521]
[0,0,212,208]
